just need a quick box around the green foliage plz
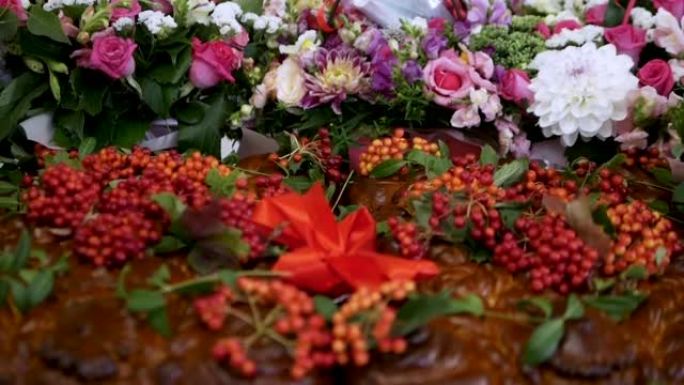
[394,292,484,335]
[27,6,70,44]
[494,158,529,187]
[0,9,18,40]
[511,15,543,32]
[469,26,545,69]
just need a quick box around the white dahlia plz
[528,43,638,146]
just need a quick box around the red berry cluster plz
[23,164,101,230]
[505,162,577,203]
[597,168,627,205]
[196,278,335,379]
[254,174,288,199]
[331,280,414,366]
[623,147,668,170]
[604,201,681,275]
[387,218,426,259]
[410,154,498,198]
[218,193,267,260]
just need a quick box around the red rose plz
[585,4,607,25]
[553,19,581,34]
[190,38,243,89]
[654,0,684,20]
[638,59,675,96]
[499,69,533,104]
[428,17,446,31]
[605,24,647,64]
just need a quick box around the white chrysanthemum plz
[528,43,638,146]
[546,25,604,48]
[113,16,135,31]
[211,1,243,35]
[186,0,215,26]
[138,10,177,35]
[631,7,655,30]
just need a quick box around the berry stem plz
[332,170,355,212]
[228,307,255,327]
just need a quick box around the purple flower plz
[402,60,423,84]
[368,33,397,95]
[454,0,512,40]
[490,0,512,26]
[422,29,448,59]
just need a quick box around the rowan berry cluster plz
[359,129,440,176]
[218,193,267,260]
[410,153,499,198]
[623,147,668,170]
[387,218,426,259]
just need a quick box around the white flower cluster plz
[20,0,30,9]
[113,16,135,31]
[528,43,638,146]
[242,12,282,33]
[211,1,243,35]
[43,0,94,11]
[186,0,215,26]
[525,0,602,17]
[138,10,177,35]
[631,7,655,30]
[546,25,604,48]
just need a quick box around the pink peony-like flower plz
[72,32,137,79]
[553,19,581,34]
[536,22,551,39]
[585,4,607,25]
[499,69,533,104]
[189,38,243,89]
[655,0,684,20]
[0,0,26,23]
[604,24,647,64]
[638,59,675,96]
[111,0,141,22]
[423,51,473,107]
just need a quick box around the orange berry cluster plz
[409,154,499,199]
[604,201,681,275]
[359,129,440,176]
[331,280,415,366]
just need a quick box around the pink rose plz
[655,0,684,20]
[72,32,137,79]
[111,0,141,21]
[230,30,250,48]
[638,59,675,96]
[604,24,647,64]
[423,52,473,107]
[553,19,581,34]
[190,38,243,89]
[499,69,533,104]
[585,4,607,25]
[536,22,551,39]
[0,0,27,23]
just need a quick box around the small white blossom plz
[21,0,30,9]
[113,16,135,31]
[250,15,282,33]
[211,1,244,35]
[138,10,177,35]
[186,0,215,26]
[631,7,655,30]
[279,30,320,57]
[43,0,94,11]
[546,25,604,48]
[524,0,563,14]
[585,0,607,6]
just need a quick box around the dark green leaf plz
[27,6,70,44]
[447,294,484,317]
[376,220,390,236]
[406,150,452,179]
[147,264,171,288]
[438,140,450,159]
[648,200,669,215]
[13,229,31,270]
[0,181,18,195]
[0,252,13,272]
[517,297,553,319]
[54,110,85,146]
[141,78,177,117]
[562,294,584,320]
[8,278,29,312]
[0,73,47,141]
[0,10,18,40]
[178,95,227,157]
[651,167,674,186]
[27,270,54,307]
[337,204,360,220]
[369,159,407,179]
[672,182,684,209]
[583,293,646,321]
[112,118,149,148]
[620,265,648,281]
[233,0,263,13]
[479,144,498,165]
[153,236,186,254]
[151,193,187,222]
[494,159,529,187]
[149,46,191,84]
[592,205,616,237]
[217,270,239,288]
[78,137,96,158]
[394,291,455,335]
[499,207,522,230]
[602,153,626,170]
[313,295,337,321]
[411,198,432,230]
[469,247,492,263]
[126,289,166,312]
[523,318,565,366]
[147,307,172,337]
[284,175,314,193]
[0,279,8,305]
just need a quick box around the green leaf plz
[592,205,616,237]
[592,277,615,293]
[233,0,263,13]
[674,182,684,212]
[517,297,553,319]
[620,265,648,281]
[178,95,227,157]
[562,294,584,320]
[27,270,54,307]
[13,229,31,270]
[479,144,499,165]
[0,181,18,195]
[494,158,529,187]
[583,293,647,321]
[112,118,149,148]
[8,278,29,312]
[469,247,492,263]
[411,198,432,230]
[438,140,450,159]
[523,318,565,366]
[147,264,171,289]
[116,264,131,298]
[153,236,186,254]
[0,10,19,40]
[376,220,390,236]
[284,175,314,193]
[370,159,407,179]
[337,204,360,220]
[648,200,669,215]
[141,78,178,117]
[217,270,239,288]
[604,0,626,27]
[447,294,484,317]
[406,150,452,179]
[651,167,674,186]
[149,46,192,85]
[151,193,187,222]
[313,295,337,321]
[48,70,60,102]
[126,289,166,312]
[0,279,8,305]
[205,168,243,198]
[0,73,47,141]
[499,207,522,230]
[78,137,96,158]
[394,291,455,335]
[673,143,684,160]
[27,6,70,44]
[602,153,626,170]
[147,307,172,337]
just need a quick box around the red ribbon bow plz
[252,183,439,295]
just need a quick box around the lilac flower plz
[422,29,448,59]
[368,31,397,95]
[454,0,512,40]
[301,47,372,114]
[402,60,423,84]
[489,0,512,26]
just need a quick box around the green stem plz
[630,179,673,192]
[227,307,254,327]
[161,270,286,294]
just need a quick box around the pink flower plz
[604,24,647,64]
[111,0,141,21]
[59,12,79,38]
[655,0,684,20]
[0,0,27,23]
[72,32,137,79]
[638,59,675,96]
[585,4,607,25]
[536,22,551,39]
[190,38,243,89]
[428,17,446,31]
[423,51,473,107]
[230,30,250,48]
[499,69,533,104]
[152,0,173,14]
[653,8,684,56]
[553,20,581,34]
